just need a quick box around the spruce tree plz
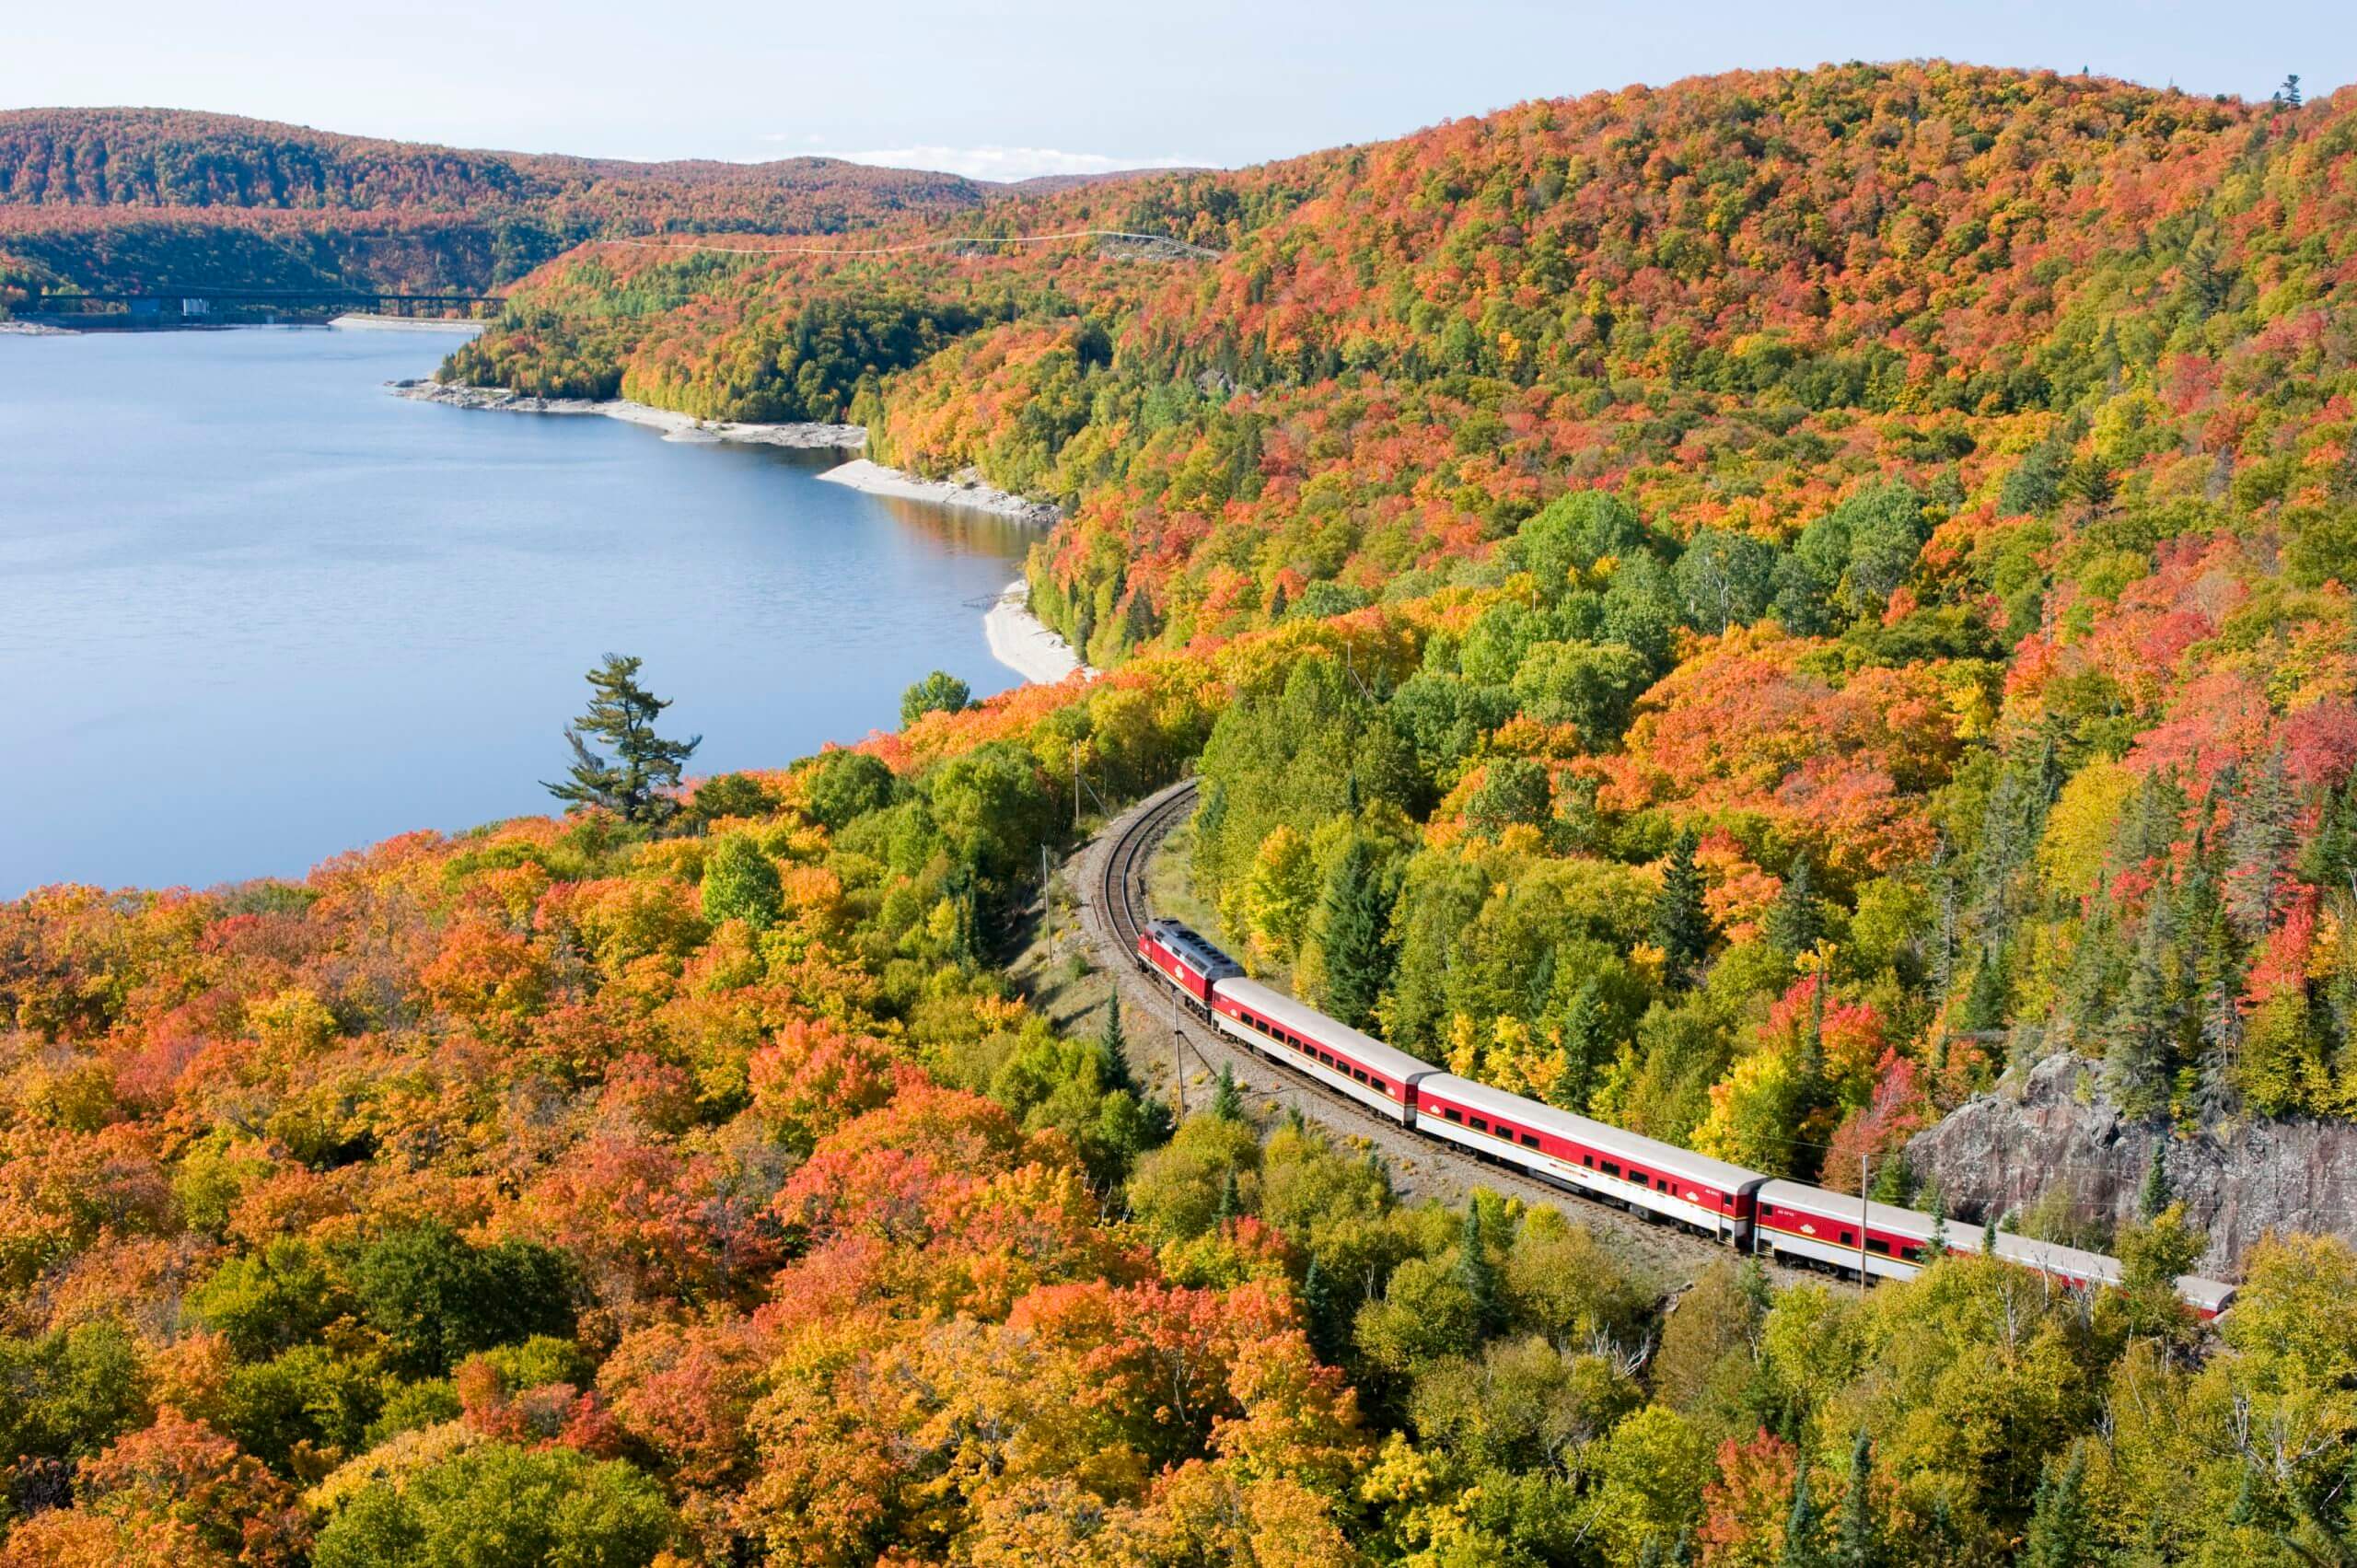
[1836,1428,1878,1568]
[1553,977,1609,1113]
[2226,746,2294,939]
[1210,1063,1243,1121]
[2300,776,2357,897]
[545,654,701,825]
[1215,1166,1241,1226]
[1655,829,1710,986]
[2022,1443,2090,1568]
[2107,888,2177,1117]
[1457,1204,1502,1335]
[1767,855,1823,960]
[1318,835,1396,1031]
[2138,1139,2171,1221]
[1100,996,1127,1063]
[1300,1256,1339,1360]
[1781,1451,1824,1568]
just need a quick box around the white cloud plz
[791,143,1205,182]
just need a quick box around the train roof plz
[1986,1227,2123,1285]
[2175,1274,2237,1315]
[1421,1074,1768,1193]
[1756,1179,1969,1244]
[1144,920,1242,978]
[1215,977,1438,1085]
[1760,1181,2237,1309]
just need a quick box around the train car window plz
[1900,1246,1923,1262]
[1627,1168,1646,1185]
[1867,1239,1892,1256]
[1582,1155,1594,1168]
[1469,1116,1488,1132]
[1839,1230,1855,1246]
[1520,1133,1540,1148]
[1657,1178,1672,1192]
[1599,1160,1620,1177]
[1353,1069,1368,1085]
[1318,1051,1335,1068]
[1442,1108,1462,1123]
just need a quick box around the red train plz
[1135,919,2236,1318]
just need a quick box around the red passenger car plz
[1208,976,1435,1126]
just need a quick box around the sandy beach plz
[815,457,1063,527]
[984,578,1091,684]
[331,314,485,334]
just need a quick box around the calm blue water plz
[0,327,1031,894]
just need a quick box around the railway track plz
[1077,777,1796,1291]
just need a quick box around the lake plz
[0,327,1035,894]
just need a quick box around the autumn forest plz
[7,60,2357,1568]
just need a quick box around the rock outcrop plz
[1904,1051,2357,1275]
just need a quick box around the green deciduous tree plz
[900,668,972,727]
[700,834,783,931]
[346,1221,575,1377]
[312,1440,673,1568]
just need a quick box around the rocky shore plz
[388,379,865,449]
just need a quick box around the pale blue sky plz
[7,0,2351,179]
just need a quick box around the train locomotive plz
[1136,919,2236,1318]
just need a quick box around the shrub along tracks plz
[1076,777,1796,1293]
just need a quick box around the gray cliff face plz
[1903,1052,2357,1277]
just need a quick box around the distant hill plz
[0,108,990,298]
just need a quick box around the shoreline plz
[331,314,485,334]
[814,456,1063,528]
[388,379,866,449]
[983,577,1092,685]
[388,378,1086,685]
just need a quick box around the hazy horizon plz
[6,0,2352,182]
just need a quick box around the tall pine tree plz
[544,654,701,826]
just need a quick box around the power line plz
[593,228,1219,261]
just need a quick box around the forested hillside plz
[0,108,989,299]
[456,63,2357,1163]
[10,61,2357,1566]
[6,613,2356,1566]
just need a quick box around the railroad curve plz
[1075,776,1796,1291]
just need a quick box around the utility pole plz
[1860,1151,1871,1296]
[1041,845,1053,962]
[1171,984,1186,1121]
